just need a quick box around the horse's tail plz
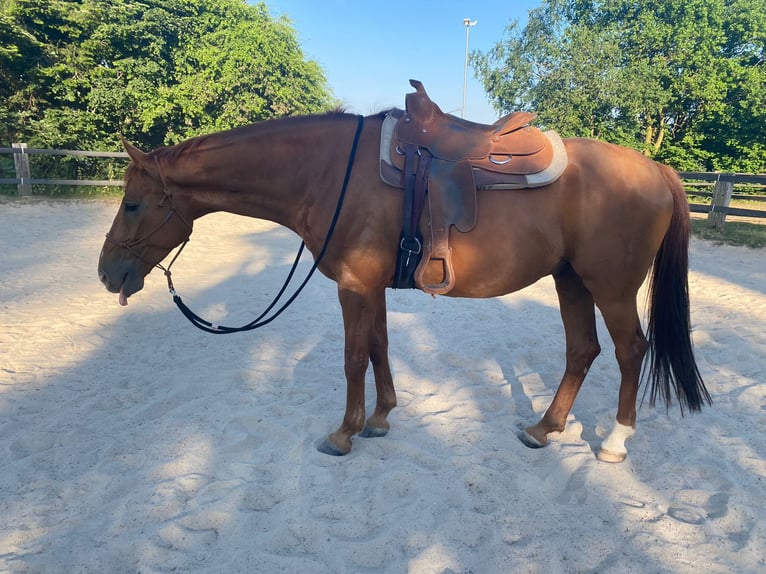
[645,163,711,413]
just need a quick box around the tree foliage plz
[0,0,334,151]
[472,0,765,172]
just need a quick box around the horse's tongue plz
[119,287,128,306]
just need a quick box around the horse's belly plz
[442,232,561,298]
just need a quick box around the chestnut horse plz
[98,111,709,463]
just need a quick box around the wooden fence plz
[0,145,128,195]
[2,145,765,228]
[680,172,766,229]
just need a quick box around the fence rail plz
[0,146,128,158]
[2,145,765,228]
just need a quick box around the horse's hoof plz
[317,437,350,456]
[597,448,627,463]
[359,425,388,438]
[518,430,546,449]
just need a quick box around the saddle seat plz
[381,80,568,295]
[393,80,554,175]
[393,80,553,175]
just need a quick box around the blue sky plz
[266,1,540,124]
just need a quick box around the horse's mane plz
[147,110,355,163]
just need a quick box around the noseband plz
[104,156,193,286]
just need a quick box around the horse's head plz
[98,138,193,306]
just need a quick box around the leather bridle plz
[104,156,193,288]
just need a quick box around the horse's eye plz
[124,202,139,213]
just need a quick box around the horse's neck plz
[173,116,356,233]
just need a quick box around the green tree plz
[0,0,334,151]
[472,0,765,172]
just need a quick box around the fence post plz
[12,143,32,196]
[707,173,735,229]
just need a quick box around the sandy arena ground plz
[1,199,765,573]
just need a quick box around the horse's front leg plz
[359,289,397,438]
[318,286,380,456]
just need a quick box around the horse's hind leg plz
[360,289,397,438]
[593,297,649,463]
[519,265,601,448]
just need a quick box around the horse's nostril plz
[98,270,108,285]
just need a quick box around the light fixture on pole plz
[462,18,477,118]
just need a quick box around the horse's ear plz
[119,135,148,167]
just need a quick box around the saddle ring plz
[400,236,422,255]
[489,154,513,165]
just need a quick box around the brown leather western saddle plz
[381,80,567,294]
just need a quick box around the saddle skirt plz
[381,80,568,295]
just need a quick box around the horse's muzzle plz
[98,269,110,288]
[98,248,146,306]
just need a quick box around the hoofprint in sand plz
[1,199,764,573]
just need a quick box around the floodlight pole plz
[462,18,477,118]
